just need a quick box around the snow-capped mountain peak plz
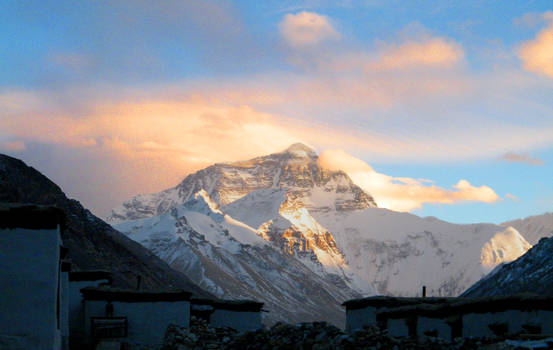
[283,142,317,159]
[480,226,532,273]
[109,144,535,324]
[107,144,377,224]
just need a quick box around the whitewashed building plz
[210,299,265,332]
[0,204,68,350]
[346,295,553,341]
[60,260,71,350]
[190,297,216,322]
[342,296,454,332]
[68,270,112,349]
[80,286,192,348]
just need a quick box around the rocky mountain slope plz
[115,191,360,325]
[462,235,553,297]
[0,154,211,296]
[109,143,533,323]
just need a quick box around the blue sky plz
[1,1,552,223]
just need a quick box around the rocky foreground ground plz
[161,317,553,350]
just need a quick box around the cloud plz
[499,151,544,166]
[279,11,340,47]
[519,13,553,78]
[0,94,304,169]
[49,52,92,70]
[505,193,519,201]
[370,38,464,70]
[318,149,500,212]
[514,11,553,28]
[1,84,551,216]
[0,140,26,152]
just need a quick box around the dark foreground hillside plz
[0,153,211,296]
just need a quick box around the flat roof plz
[81,286,192,302]
[213,299,264,312]
[376,294,553,318]
[0,203,65,230]
[69,270,112,282]
[61,260,72,272]
[191,297,264,312]
[342,296,456,310]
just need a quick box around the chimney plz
[422,285,426,298]
[136,275,142,290]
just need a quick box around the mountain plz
[461,236,553,297]
[114,190,360,325]
[108,143,376,222]
[0,154,211,297]
[502,213,553,245]
[109,143,532,323]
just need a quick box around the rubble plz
[162,317,541,349]
[162,317,237,350]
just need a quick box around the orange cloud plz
[279,11,340,47]
[0,97,303,169]
[519,13,553,78]
[370,38,464,70]
[318,149,500,212]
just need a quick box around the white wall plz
[387,318,409,338]
[463,311,509,338]
[84,299,190,347]
[0,227,62,350]
[60,271,69,350]
[68,279,110,342]
[417,316,451,341]
[345,306,377,332]
[210,309,262,332]
[463,310,553,338]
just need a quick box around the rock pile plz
[224,322,489,350]
[162,317,237,350]
[162,318,527,350]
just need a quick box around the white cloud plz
[279,11,340,47]
[369,38,464,70]
[318,149,500,212]
[519,12,553,78]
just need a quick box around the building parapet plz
[80,286,192,302]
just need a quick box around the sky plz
[1,1,553,224]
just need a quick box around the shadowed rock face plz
[0,153,211,297]
[462,236,553,297]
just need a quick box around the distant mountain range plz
[0,154,211,297]
[108,143,536,325]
